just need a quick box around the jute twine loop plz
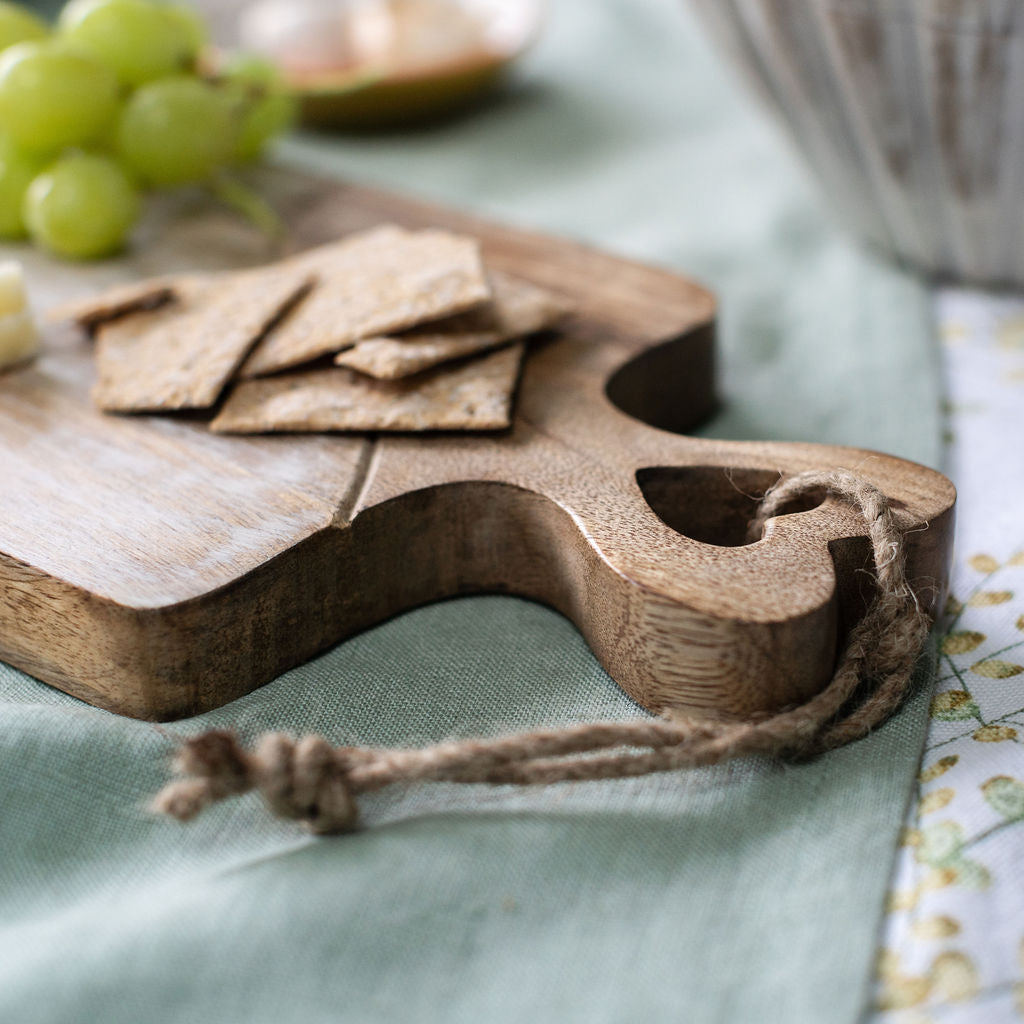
[152,469,933,834]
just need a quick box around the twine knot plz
[152,729,359,834]
[153,468,935,835]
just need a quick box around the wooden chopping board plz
[0,170,956,721]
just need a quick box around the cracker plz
[93,265,312,413]
[239,225,492,378]
[51,276,183,334]
[211,342,525,434]
[334,272,571,379]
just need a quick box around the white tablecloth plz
[877,290,1024,1021]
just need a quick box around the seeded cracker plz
[334,271,572,380]
[211,343,525,434]
[51,276,183,335]
[93,265,312,413]
[239,225,492,377]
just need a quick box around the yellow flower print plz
[968,591,1014,607]
[921,867,958,891]
[920,756,959,782]
[996,316,1024,349]
[875,950,930,1011]
[901,826,922,847]
[970,660,1024,679]
[942,320,970,347]
[930,690,980,720]
[911,915,961,940]
[972,725,1018,742]
[919,788,955,815]
[886,888,918,912]
[968,554,1000,573]
[942,632,986,655]
[929,951,979,1002]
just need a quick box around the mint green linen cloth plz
[0,1,942,1022]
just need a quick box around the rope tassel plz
[152,470,934,834]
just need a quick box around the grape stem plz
[208,173,285,244]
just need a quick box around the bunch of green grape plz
[0,0,294,259]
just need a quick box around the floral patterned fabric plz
[876,290,1024,1022]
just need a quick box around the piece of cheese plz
[0,309,39,369]
[0,261,39,370]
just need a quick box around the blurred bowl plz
[689,0,1024,288]
[239,0,543,129]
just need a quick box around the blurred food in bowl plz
[238,0,543,128]
[689,0,1024,287]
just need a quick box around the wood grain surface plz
[0,170,955,720]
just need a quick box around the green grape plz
[0,132,45,237]
[58,0,197,86]
[0,40,118,151]
[162,3,206,61]
[221,54,296,162]
[0,2,48,53]
[117,75,236,186]
[23,151,140,259]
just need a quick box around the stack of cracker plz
[60,225,571,434]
